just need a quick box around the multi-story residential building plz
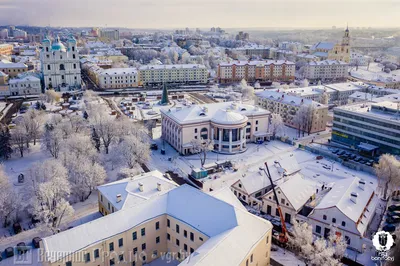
[41,185,273,266]
[0,71,9,96]
[230,45,272,59]
[98,170,178,215]
[296,53,321,63]
[139,64,208,86]
[8,75,41,96]
[28,34,44,43]
[311,27,351,63]
[0,29,9,39]
[350,52,372,66]
[12,29,27,39]
[100,29,120,40]
[0,60,28,77]
[97,68,139,89]
[303,60,348,82]
[278,41,303,53]
[218,60,295,84]
[255,91,328,133]
[324,82,368,105]
[332,101,400,155]
[307,177,377,252]
[40,36,82,90]
[0,44,13,55]
[160,102,270,155]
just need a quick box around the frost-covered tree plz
[28,160,73,228]
[21,109,43,146]
[42,126,63,159]
[45,89,61,104]
[269,113,284,138]
[91,113,121,154]
[0,167,20,227]
[321,91,330,105]
[12,125,26,157]
[289,219,314,257]
[91,128,101,152]
[68,115,88,134]
[375,154,400,199]
[293,105,308,137]
[301,79,309,88]
[63,133,98,163]
[240,79,255,101]
[305,104,318,136]
[65,157,106,201]
[117,133,150,169]
[190,139,213,167]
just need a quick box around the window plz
[133,247,137,254]
[132,262,136,266]
[281,198,285,204]
[142,256,146,262]
[238,183,242,188]
[156,221,160,230]
[73,54,76,59]
[246,259,249,266]
[141,228,146,236]
[109,242,114,251]
[47,65,50,70]
[332,218,336,223]
[119,254,124,262]
[176,224,180,234]
[100,195,103,202]
[73,64,76,69]
[85,253,90,263]
[184,230,187,238]
[199,237,203,241]
[194,128,197,133]
[342,221,346,227]
[250,254,253,263]
[94,249,99,259]
[255,127,258,131]
[184,244,188,251]
[110,259,115,266]
[132,231,137,240]
[167,219,170,227]
[190,232,194,241]
[167,233,170,241]
[118,238,123,247]
[156,236,160,244]
[176,239,180,246]
[177,252,181,259]
[190,248,194,253]
[316,225,321,234]
[142,243,146,250]
[345,236,350,245]
[153,250,158,257]
[323,215,327,220]
[60,64,65,71]
[275,209,280,216]
[256,120,259,125]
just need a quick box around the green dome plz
[52,36,66,52]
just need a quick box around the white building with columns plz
[40,36,82,91]
[160,102,271,155]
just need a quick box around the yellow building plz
[0,44,13,56]
[311,27,351,63]
[41,185,272,266]
[0,59,28,77]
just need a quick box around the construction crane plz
[263,162,288,244]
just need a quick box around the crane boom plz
[264,162,288,243]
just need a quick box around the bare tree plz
[0,167,20,227]
[11,125,26,157]
[91,113,120,154]
[190,139,213,167]
[375,154,400,200]
[305,104,318,136]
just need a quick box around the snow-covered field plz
[350,62,400,83]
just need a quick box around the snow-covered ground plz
[350,62,400,83]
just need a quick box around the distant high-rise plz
[0,29,9,39]
[99,29,120,40]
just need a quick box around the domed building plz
[160,102,271,155]
[40,35,81,91]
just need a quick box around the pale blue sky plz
[0,0,398,28]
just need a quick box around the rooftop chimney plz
[350,192,358,204]
[359,180,366,191]
[139,182,144,192]
[116,194,122,203]
[157,182,162,191]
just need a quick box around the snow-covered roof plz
[277,153,301,175]
[323,82,367,92]
[276,174,318,211]
[308,60,348,66]
[208,186,247,212]
[315,176,377,234]
[313,51,329,58]
[139,64,206,70]
[100,67,137,76]
[0,60,27,69]
[219,60,295,67]
[42,185,272,266]
[312,42,336,50]
[98,170,178,211]
[0,71,7,77]
[8,76,40,84]
[256,90,327,109]
[161,102,269,125]
[297,53,319,59]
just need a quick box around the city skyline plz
[0,0,399,29]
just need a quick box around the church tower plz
[342,25,350,46]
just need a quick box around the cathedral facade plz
[40,36,81,90]
[311,27,351,63]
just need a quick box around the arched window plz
[60,64,65,71]
[72,46,75,52]
[323,215,327,220]
[246,122,251,133]
[345,236,350,245]
[200,128,208,140]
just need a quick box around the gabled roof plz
[98,170,178,211]
[42,185,272,266]
[312,42,335,50]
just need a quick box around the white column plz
[211,127,214,141]
[240,128,244,151]
[229,129,233,153]
[219,128,222,152]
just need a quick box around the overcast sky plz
[0,0,399,29]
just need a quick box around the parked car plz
[359,160,367,164]
[323,165,331,170]
[337,150,346,156]
[332,149,339,154]
[32,237,42,249]
[5,247,14,258]
[354,157,362,162]
[366,162,373,167]
[383,224,396,232]
[386,216,400,224]
[388,204,400,212]
[13,223,22,234]
[389,211,400,217]
[16,242,28,254]
[150,143,158,150]
[349,154,357,160]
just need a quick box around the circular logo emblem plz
[372,231,394,252]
